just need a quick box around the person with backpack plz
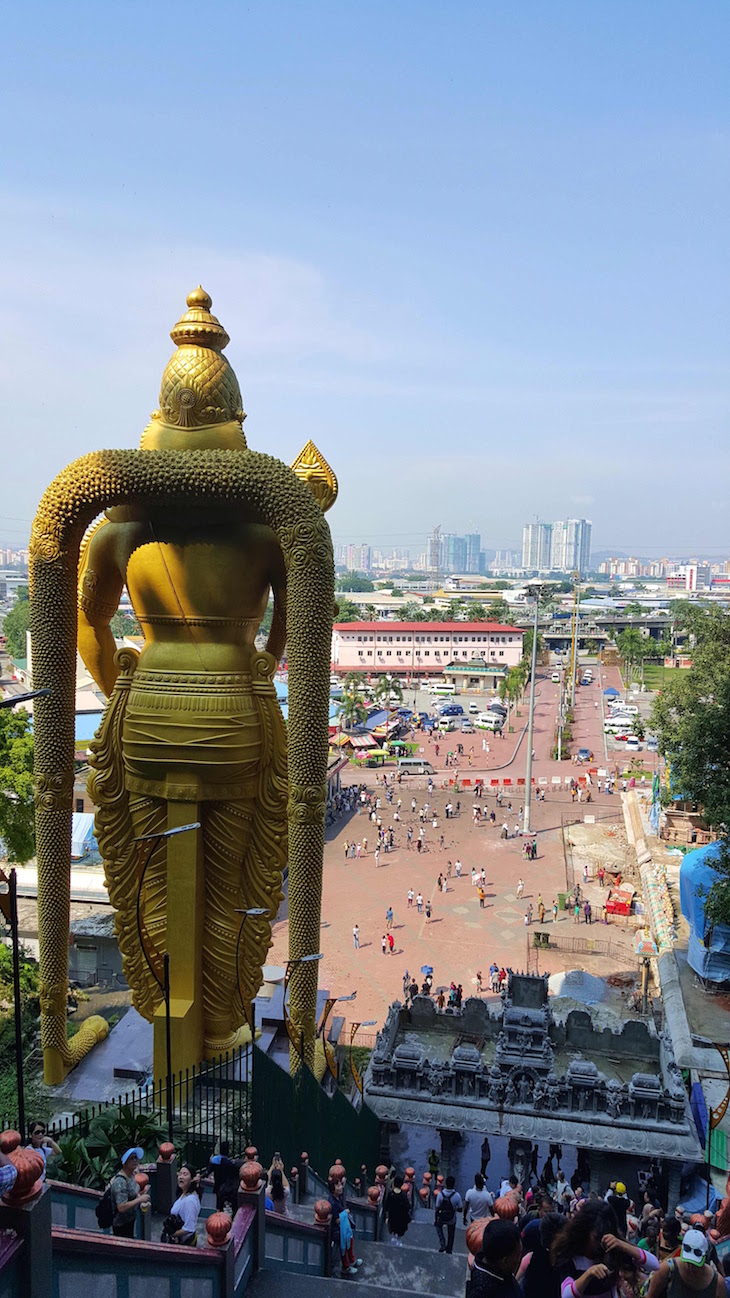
[435,1174,462,1254]
[166,1165,201,1245]
[104,1147,150,1237]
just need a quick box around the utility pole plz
[569,571,581,708]
[523,585,542,836]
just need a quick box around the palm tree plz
[338,692,368,731]
[470,602,488,622]
[617,627,644,686]
[374,674,403,743]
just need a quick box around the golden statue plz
[30,288,335,1083]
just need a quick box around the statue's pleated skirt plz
[122,669,261,801]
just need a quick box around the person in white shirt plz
[168,1165,201,1245]
[463,1173,494,1223]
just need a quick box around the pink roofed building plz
[331,621,524,677]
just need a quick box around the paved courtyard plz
[268,660,648,1029]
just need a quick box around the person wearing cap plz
[605,1181,630,1237]
[111,1147,150,1238]
[646,1228,725,1296]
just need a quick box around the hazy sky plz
[2,2,729,557]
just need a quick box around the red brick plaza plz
[268,661,638,1026]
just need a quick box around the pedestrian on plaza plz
[527,902,533,924]
[598,865,605,887]
[583,864,588,884]
[501,822,508,839]
[471,867,478,886]
[425,900,432,923]
[552,900,558,923]
[532,839,538,860]
[353,924,360,949]
[490,811,496,825]
[375,847,380,868]
[538,900,546,924]
[362,836,367,854]
[455,858,462,877]
[437,873,444,894]
[416,893,423,914]
[478,886,486,909]
[343,841,349,862]
[513,823,520,838]
[110,1147,150,1238]
[411,798,417,813]
[441,875,447,894]
[350,842,356,858]
[437,990,446,1010]
[584,901,592,925]
[480,867,486,887]
[416,838,422,854]
[573,902,580,925]
[517,878,524,898]
[490,964,500,993]
[446,860,453,877]
[407,888,414,908]
[381,935,387,955]
[407,828,413,848]
[476,970,483,993]
[388,933,395,954]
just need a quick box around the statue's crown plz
[155,287,245,429]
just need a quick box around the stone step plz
[247,1271,452,1298]
[352,1237,466,1295]
[390,1216,469,1256]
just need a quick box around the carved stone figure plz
[30,288,335,1082]
[518,1074,532,1104]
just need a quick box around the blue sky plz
[2,2,729,557]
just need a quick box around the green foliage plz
[54,1105,168,1190]
[617,627,645,672]
[397,602,426,621]
[333,599,362,623]
[335,573,374,592]
[2,589,30,660]
[485,598,510,623]
[0,707,35,863]
[390,587,404,598]
[651,605,730,921]
[522,628,544,661]
[109,610,141,637]
[469,602,487,621]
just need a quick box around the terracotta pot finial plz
[0,1131,44,1205]
[207,1210,232,1247]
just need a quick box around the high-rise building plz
[465,533,481,574]
[549,519,591,573]
[441,534,468,574]
[359,544,372,572]
[522,523,553,571]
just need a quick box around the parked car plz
[460,721,474,734]
[625,737,642,752]
[488,702,507,715]
[647,737,659,752]
[551,671,561,682]
[475,712,504,732]
[439,703,464,717]
[397,707,413,718]
[576,748,593,763]
[468,702,479,713]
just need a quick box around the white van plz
[437,717,458,732]
[431,682,456,696]
[475,712,504,732]
[397,757,436,775]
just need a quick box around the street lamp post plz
[282,953,324,1070]
[318,991,357,1081]
[134,821,200,1141]
[523,586,542,837]
[0,689,52,710]
[0,869,26,1137]
[349,1020,377,1096]
[233,907,268,1042]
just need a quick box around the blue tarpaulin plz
[680,841,730,982]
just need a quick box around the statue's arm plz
[77,521,125,698]
[265,544,287,665]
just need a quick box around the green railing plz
[252,1045,381,1178]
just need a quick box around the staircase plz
[247,1211,468,1298]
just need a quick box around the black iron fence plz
[3,1045,251,1163]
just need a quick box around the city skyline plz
[2,4,729,553]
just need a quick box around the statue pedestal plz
[153,800,205,1082]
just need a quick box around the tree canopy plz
[333,599,363,623]
[651,604,730,921]
[335,573,374,592]
[0,707,35,863]
[2,588,30,660]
